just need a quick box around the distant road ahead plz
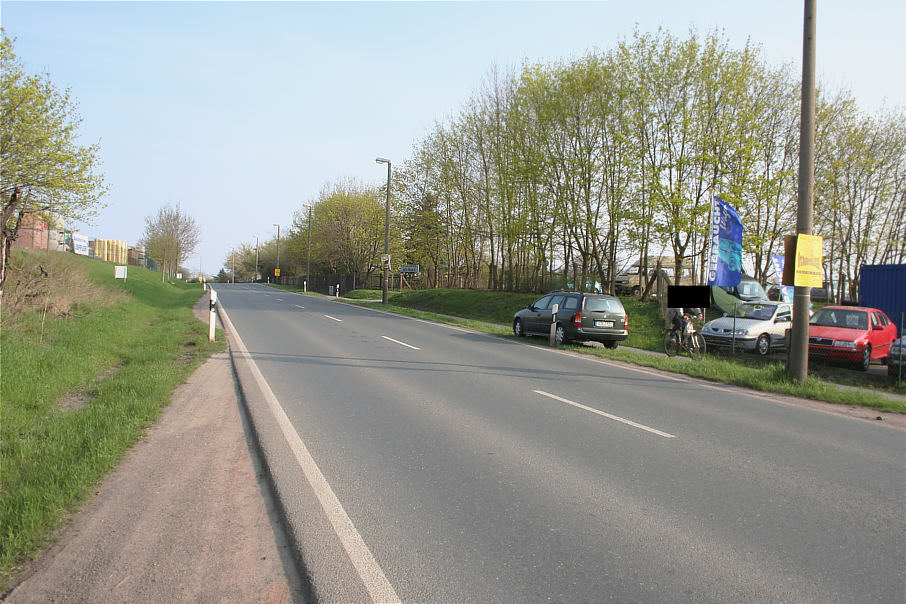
[215,283,905,603]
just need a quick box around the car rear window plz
[585,297,623,313]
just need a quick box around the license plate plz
[595,320,614,328]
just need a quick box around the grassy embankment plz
[276,286,904,412]
[1,250,225,591]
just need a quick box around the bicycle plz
[664,317,707,360]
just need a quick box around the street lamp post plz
[376,157,391,305]
[273,223,280,283]
[306,205,312,292]
[254,235,259,282]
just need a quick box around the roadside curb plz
[212,300,318,604]
[214,296,373,603]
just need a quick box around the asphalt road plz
[215,283,905,604]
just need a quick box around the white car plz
[701,301,793,355]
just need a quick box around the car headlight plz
[734,329,749,336]
[834,340,857,349]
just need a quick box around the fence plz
[270,273,414,296]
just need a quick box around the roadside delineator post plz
[549,303,559,347]
[209,289,217,342]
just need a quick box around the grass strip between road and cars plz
[1,251,225,592]
[335,294,905,414]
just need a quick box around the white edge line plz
[324,314,343,322]
[218,305,400,603]
[534,390,676,439]
[381,335,421,350]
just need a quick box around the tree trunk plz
[1,188,24,310]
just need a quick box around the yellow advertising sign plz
[794,234,823,288]
[274,268,281,277]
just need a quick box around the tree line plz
[226,29,904,302]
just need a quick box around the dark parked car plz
[513,291,628,348]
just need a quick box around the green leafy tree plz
[0,33,106,305]
[286,180,390,285]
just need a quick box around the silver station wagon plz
[701,301,793,355]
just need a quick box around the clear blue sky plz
[3,1,903,276]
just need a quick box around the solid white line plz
[534,390,676,439]
[324,314,343,322]
[381,335,421,350]
[218,306,400,603]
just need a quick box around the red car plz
[808,306,898,371]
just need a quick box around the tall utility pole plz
[789,0,817,382]
[273,223,280,281]
[306,205,312,290]
[376,157,392,305]
[231,249,235,283]
[255,235,259,283]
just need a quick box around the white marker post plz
[549,303,559,346]
[208,289,217,342]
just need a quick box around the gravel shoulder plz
[4,297,306,603]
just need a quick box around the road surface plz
[216,283,905,603]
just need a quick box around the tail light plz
[574,310,582,327]
[625,313,629,330]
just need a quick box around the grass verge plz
[1,251,225,591]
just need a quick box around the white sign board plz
[72,233,89,256]
[115,265,128,279]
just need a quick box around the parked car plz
[807,306,898,371]
[887,335,906,378]
[718,274,769,302]
[513,291,628,348]
[701,301,793,355]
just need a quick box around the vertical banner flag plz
[770,255,794,302]
[707,196,743,287]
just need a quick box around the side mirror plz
[526,304,534,311]
[722,312,728,317]
[873,324,884,331]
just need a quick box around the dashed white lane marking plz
[324,314,343,322]
[381,336,421,350]
[218,305,400,604]
[534,390,676,439]
[294,304,305,309]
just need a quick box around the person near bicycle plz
[666,306,702,341]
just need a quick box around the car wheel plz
[513,318,525,337]
[889,364,900,378]
[604,340,618,350]
[856,345,871,371]
[554,324,567,345]
[631,286,641,296]
[756,334,771,356]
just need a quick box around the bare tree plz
[141,204,200,279]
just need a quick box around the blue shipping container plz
[859,264,906,336]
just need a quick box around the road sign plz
[400,264,420,274]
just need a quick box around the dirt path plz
[4,297,306,603]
